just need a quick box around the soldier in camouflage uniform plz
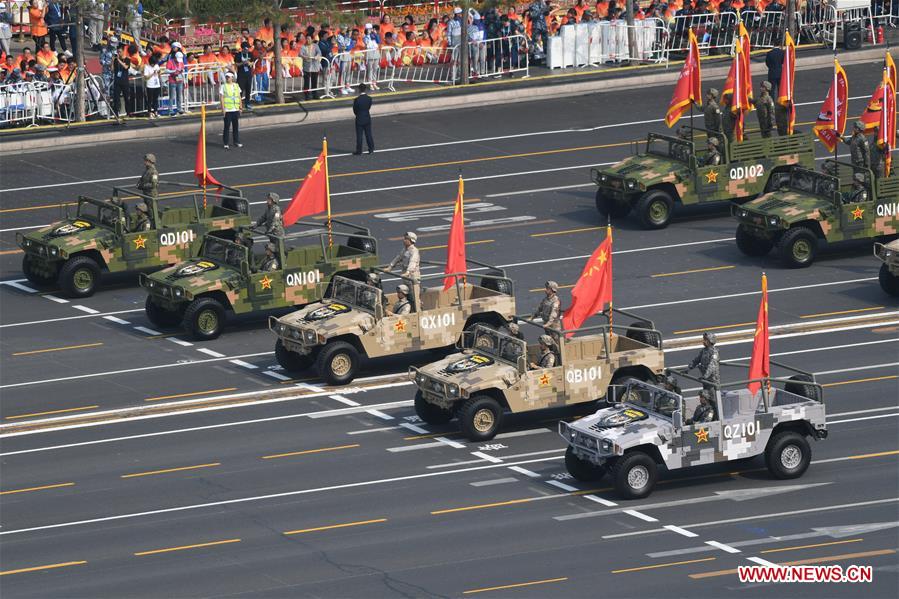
[99,36,117,95]
[132,202,152,231]
[688,331,720,389]
[704,88,722,136]
[529,334,557,369]
[259,242,279,271]
[841,121,870,171]
[845,172,868,204]
[775,93,791,136]
[721,94,736,144]
[256,193,285,238]
[531,280,561,337]
[507,321,524,341]
[393,284,412,314]
[869,127,888,178]
[136,153,159,200]
[387,231,421,281]
[685,389,717,424]
[752,81,775,138]
[702,138,721,166]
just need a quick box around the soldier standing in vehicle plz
[685,389,716,424]
[529,334,557,369]
[256,192,285,238]
[259,242,279,271]
[688,331,720,390]
[702,138,722,166]
[137,153,159,200]
[532,280,561,338]
[841,121,870,171]
[387,232,420,281]
[721,94,736,144]
[751,81,775,138]
[392,284,412,314]
[132,202,152,231]
[845,172,868,204]
[869,126,888,178]
[704,88,722,137]
[775,92,791,137]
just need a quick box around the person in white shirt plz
[142,54,161,118]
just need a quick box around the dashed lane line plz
[705,540,742,554]
[228,359,258,370]
[508,466,542,478]
[329,394,361,407]
[133,539,241,557]
[133,326,161,336]
[42,294,68,304]
[664,525,699,538]
[71,304,99,314]
[166,337,194,347]
[196,348,225,358]
[11,342,103,357]
[262,371,291,381]
[0,482,75,495]
[102,315,131,325]
[612,557,717,574]
[0,561,88,576]
[471,451,504,464]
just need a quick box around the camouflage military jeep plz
[409,311,665,441]
[733,160,899,267]
[875,239,899,296]
[141,220,378,340]
[559,362,827,499]
[270,260,515,385]
[591,128,815,229]
[16,182,249,297]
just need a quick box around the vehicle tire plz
[59,255,101,298]
[612,451,657,499]
[183,297,226,341]
[275,339,314,372]
[777,226,818,268]
[595,190,632,218]
[458,395,503,441]
[565,446,606,482]
[784,374,820,402]
[347,236,376,254]
[145,296,182,328]
[625,320,661,349]
[22,256,57,287]
[879,263,899,297]
[414,390,453,425]
[482,270,513,295]
[736,224,774,257]
[635,189,674,230]
[315,340,360,385]
[765,431,811,479]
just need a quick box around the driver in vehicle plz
[392,284,412,314]
[529,334,557,369]
[685,389,717,424]
[844,172,868,204]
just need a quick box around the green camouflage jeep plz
[875,239,899,296]
[270,260,515,385]
[733,160,899,268]
[16,182,249,297]
[141,220,379,340]
[409,311,666,441]
[591,128,815,229]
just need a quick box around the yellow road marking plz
[463,577,568,594]
[283,518,387,535]
[144,388,238,402]
[0,561,87,576]
[673,321,755,335]
[262,444,359,460]
[134,538,241,556]
[419,239,494,251]
[404,432,459,441]
[121,463,220,479]
[12,342,104,356]
[689,549,896,579]
[0,482,74,495]
[652,265,735,278]
[431,487,608,515]
[531,226,604,238]
[823,375,898,388]
[760,538,864,554]
[0,248,23,254]
[0,202,77,214]
[6,405,99,420]
[613,557,717,574]
[848,449,899,459]
[801,306,885,319]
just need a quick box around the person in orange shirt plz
[574,0,589,18]
[153,37,172,58]
[217,46,234,67]
[594,1,609,18]
[28,0,48,48]
[380,14,395,39]
[256,18,274,47]
[198,44,218,86]
[36,41,57,68]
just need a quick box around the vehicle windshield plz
[77,199,121,229]
[789,170,838,198]
[201,236,246,268]
[646,133,690,163]
[466,326,525,364]
[328,277,380,313]
[622,381,680,418]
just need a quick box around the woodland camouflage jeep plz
[560,363,827,499]
[733,161,899,267]
[16,182,249,297]
[141,220,378,340]
[875,239,899,296]
[591,128,815,229]
[410,311,665,441]
[270,261,515,385]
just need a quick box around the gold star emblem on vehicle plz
[133,235,147,249]
[538,373,552,387]
[694,427,710,443]
[260,275,273,290]
[394,319,406,333]
[851,206,864,220]
[705,170,719,184]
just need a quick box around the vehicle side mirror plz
[672,409,682,432]
[517,355,526,374]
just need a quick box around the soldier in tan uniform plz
[387,232,421,281]
[531,280,561,338]
[393,284,413,314]
[529,334,557,369]
[137,153,159,200]
[751,80,775,138]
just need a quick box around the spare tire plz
[347,236,376,254]
[626,320,662,349]
[482,270,513,295]
[784,374,820,402]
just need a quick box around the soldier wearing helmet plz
[387,232,421,281]
[531,280,562,339]
[393,284,412,314]
[661,373,682,395]
[361,272,383,310]
[132,202,152,231]
[688,331,720,390]
[845,172,868,204]
[256,192,285,238]
[841,121,870,171]
[685,389,717,424]
[704,88,722,135]
[752,80,775,138]
[702,137,721,166]
[529,334,557,370]
[259,242,279,271]
[137,153,159,200]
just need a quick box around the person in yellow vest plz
[220,71,243,149]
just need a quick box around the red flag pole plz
[323,136,332,249]
[607,220,612,328]
[201,105,208,211]
[832,54,838,163]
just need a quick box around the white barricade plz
[0,81,39,128]
[666,12,732,58]
[466,34,529,80]
[391,44,455,86]
[548,21,664,69]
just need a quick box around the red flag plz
[443,176,466,291]
[860,71,888,134]
[747,273,769,395]
[194,105,222,188]
[777,31,796,135]
[283,138,330,227]
[886,51,897,91]
[723,20,752,103]
[561,226,612,337]
[665,29,702,128]
[880,77,896,176]
[813,59,849,153]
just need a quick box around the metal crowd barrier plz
[465,34,530,80]
[548,21,665,68]
[798,1,878,49]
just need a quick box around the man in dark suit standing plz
[765,46,784,99]
[353,83,374,155]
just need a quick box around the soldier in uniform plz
[132,202,152,231]
[531,280,561,338]
[673,126,691,161]
[704,88,722,136]
[688,331,720,390]
[136,153,159,200]
[256,192,285,238]
[685,389,717,424]
[387,232,421,281]
[702,138,722,166]
[720,94,736,144]
[361,272,384,310]
[869,126,888,178]
[258,242,279,271]
[392,284,412,314]
[507,321,524,341]
[661,373,682,396]
[775,92,791,137]
[752,80,775,138]
[841,121,871,171]
[529,334,557,369]
[845,172,868,204]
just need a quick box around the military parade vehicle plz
[140,221,378,340]
[16,182,250,297]
[875,239,899,296]
[591,128,816,229]
[733,160,899,267]
[270,260,515,385]
[409,311,665,441]
[559,363,827,499]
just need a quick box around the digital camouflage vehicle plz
[560,363,827,499]
[733,160,899,267]
[591,128,815,229]
[270,260,515,385]
[141,220,378,340]
[409,311,666,441]
[16,182,250,297]
[875,239,899,296]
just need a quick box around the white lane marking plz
[43,294,69,304]
[624,510,659,523]
[298,382,322,392]
[347,425,400,435]
[435,436,466,449]
[667,324,899,354]
[72,305,99,314]
[508,466,542,478]
[664,525,698,538]
[428,449,565,470]
[2,281,38,293]
[471,451,504,464]
[486,183,594,197]
[0,455,566,536]
[584,494,618,507]
[0,308,142,328]
[229,359,258,370]
[196,348,225,358]
[103,315,131,325]
[494,429,552,440]
[133,326,161,336]
[388,440,458,452]
[365,410,394,420]
[828,413,899,425]
[830,406,899,418]
[166,338,193,347]
[262,371,291,381]
[546,480,579,492]
[329,394,361,407]
[815,362,899,376]
[399,422,429,435]
[706,540,742,554]
[747,557,780,567]
[471,477,518,487]
[674,311,899,344]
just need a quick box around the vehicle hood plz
[741,191,833,224]
[147,257,242,293]
[21,219,116,253]
[419,350,519,389]
[570,404,674,442]
[279,301,376,336]
[600,154,686,186]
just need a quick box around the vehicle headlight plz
[174,287,183,298]
[768,215,780,226]
[625,179,637,190]
[447,384,460,397]
[147,280,155,288]
[290,328,301,340]
[739,209,748,218]
[884,250,892,259]
[601,439,612,453]
[23,239,31,247]
[49,246,58,256]
[599,174,608,182]
[304,329,317,343]
[416,373,427,386]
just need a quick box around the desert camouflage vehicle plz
[733,160,899,267]
[591,128,815,229]
[16,182,249,297]
[270,260,515,385]
[875,239,899,296]
[141,220,378,340]
[409,311,666,441]
[560,362,827,499]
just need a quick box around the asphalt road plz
[0,61,897,598]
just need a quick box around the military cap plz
[143,153,156,164]
[708,87,719,98]
[136,202,148,212]
[761,80,771,90]
[699,389,712,400]
[397,284,410,294]
[404,231,418,242]
[702,331,717,344]
[266,192,280,202]
[853,172,866,183]
[708,137,719,147]
[539,334,554,346]
[664,374,678,388]
[853,120,864,131]
[367,272,380,283]
[545,280,559,292]
[265,242,276,252]
[508,322,519,334]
